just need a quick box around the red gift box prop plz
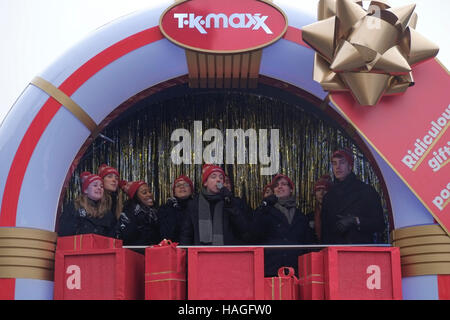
[323,247,402,300]
[54,248,144,300]
[145,240,187,300]
[298,251,325,300]
[56,234,122,251]
[264,267,299,300]
[188,247,265,300]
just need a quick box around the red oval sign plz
[159,0,288,53]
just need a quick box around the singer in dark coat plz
[251,174,314,277]
[321,149,385,244]
[179,165,252,246]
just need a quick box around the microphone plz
[217,182,231,203]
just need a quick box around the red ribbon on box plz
[264,267,299,300]
[145,239,187,300]
[298,252,325,300]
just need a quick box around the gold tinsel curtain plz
[65,91,389,240]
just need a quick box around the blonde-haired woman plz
[58,172,118,237]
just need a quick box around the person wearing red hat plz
[321,148,385,244]
[58,172,118,237]
[98,164,123,220]
[306,175,333,242]
[251,173,314,276]
[117,180,160,245]
[158,175,194,243]
[179,164,251,246]
[262,183,274,198]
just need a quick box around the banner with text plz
[330,59,450,235]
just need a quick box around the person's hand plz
[219,187,233,204]
[167,197,179,208]
[262,194,278,207]
[336,215,356,233]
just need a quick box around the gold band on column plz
[0,227,57,281]
[391,224,450,277]
[31,76,98,133]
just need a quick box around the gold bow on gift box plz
[302,0,439,106]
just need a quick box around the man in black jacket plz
[179,165,251,246]
[252,174,314,276]
[321,149,385,244]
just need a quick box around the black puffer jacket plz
[58,202,118,238]
[118,200,161,246]
[252,203,314,277]
[321,173,385,244]
[179,194,252,246]
[158,197,191,243]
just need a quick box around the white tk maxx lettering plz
[174,13,273,34]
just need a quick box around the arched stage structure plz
[0,1,448,300]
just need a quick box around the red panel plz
[438,275,450,300]
[188,247,265,300]
[330,59,450,235]
[0,279,15,300]
[282,26,309,48]
[323,247,402,300]
[57,234,122,251]
[54,248,144,300]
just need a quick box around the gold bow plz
[302,0,439,106]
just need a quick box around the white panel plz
[402,275,439,300]
[15,279,54,300]
[16,107,90,231]
[38,4,168,89]
[0,86,51,209]
[260,39,328,100]
[71,39,187,124]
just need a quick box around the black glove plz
[219,186,233,204]
[262,194,278,207]
[336,215,357,233]
[167,197,179,209]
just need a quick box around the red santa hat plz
[271,174,295,190]
[124,181,147,199]
[332,148,354,167]
[80,172,103,193]
[201,164,225,185]
[97,164,119,179]
[262,183,273,196]
[172,175,194,194]
[314,174,333,192]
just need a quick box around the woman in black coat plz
[117,181,161,246]
[252,174,314,277]
[158,175,194,243]
[58,172,118,237]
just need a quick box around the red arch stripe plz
[0,26,164,226]
[0,26,307,227]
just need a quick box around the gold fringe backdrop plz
[64,91,389,239]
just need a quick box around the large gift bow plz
[302,0,439,106]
